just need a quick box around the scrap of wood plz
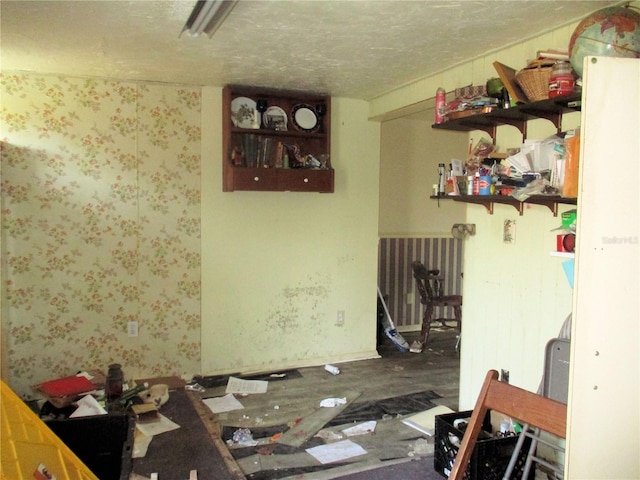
[316,417,435,458]
[187,390,246,480]
[237,410,433,477]
[131,403,160,424]
[230,442,424,478]
[492,61,529,104]
[276,390,361,448]
[276,457,414,480]
[317,411,427,443]
[237,451,318,476]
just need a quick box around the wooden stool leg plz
[454,305,462,330]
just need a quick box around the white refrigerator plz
[566,56,639,478]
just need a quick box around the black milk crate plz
[45,413,135,480]
[434,410,532,480]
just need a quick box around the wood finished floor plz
[192,328,460,479]
[200,329,460,429]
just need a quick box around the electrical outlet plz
[128,321,139,337]
[336,310,345,326]
[406,292,414,305]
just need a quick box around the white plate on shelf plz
[291,104,319,132]
[231,96,259,129]
[263,106,288,130]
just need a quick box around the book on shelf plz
[536,49,570,61]
[238,134,288,168]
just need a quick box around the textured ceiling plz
[0,0,618,100]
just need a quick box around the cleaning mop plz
[377,286,409,352]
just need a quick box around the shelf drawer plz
[277,169,334,193]
[229,168,277,191]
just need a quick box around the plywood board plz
[276,390,361,447]
[493,61,529,104]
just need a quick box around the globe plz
[569,6,640,78]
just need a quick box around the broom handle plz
[377,286,396,329]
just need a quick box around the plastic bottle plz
[548,61,575,98]
[434,87,446,124]
[438,163,446,195]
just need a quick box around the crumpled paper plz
[69,394,107,418]
[319,397,347,408]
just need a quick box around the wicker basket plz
[515,66,552,102]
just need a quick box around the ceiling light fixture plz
[181,0,238,38]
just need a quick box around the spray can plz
[434,87,446,124]
[472,172,480,195]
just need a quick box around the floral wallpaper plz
[0,73,201,399]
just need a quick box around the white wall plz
[379,115,468,237]
[372,18,590,407]
[459,114,581,406]
[201,87,382,375]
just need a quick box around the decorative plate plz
[263,106,288,130]
[231,96,259,129]
[291,104,319,132]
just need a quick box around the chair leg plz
[454,305,462,331]
[421,306,433,346]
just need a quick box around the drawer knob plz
[253,176,260,182]
[303,178,309,183]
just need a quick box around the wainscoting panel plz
[378,237,464,330]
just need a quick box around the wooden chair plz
[411,260,462,347]
[448,370,567,480]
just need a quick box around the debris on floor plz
[319,397,346,408]
[324,364,340,375]
[342,420,377,437]
[197,331,460,479]
[402,405,455,436]
[226,376,268,394]
[305,439,368,464]
[203,393,245,414]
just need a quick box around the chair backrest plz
[411,260,443,303]
[448,370,567,480]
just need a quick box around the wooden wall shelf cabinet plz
[432,93,581,142]
[222,85,333,193]
[452,195,577,216]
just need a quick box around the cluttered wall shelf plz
[432,93,581,143]
[450,194,576,216]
